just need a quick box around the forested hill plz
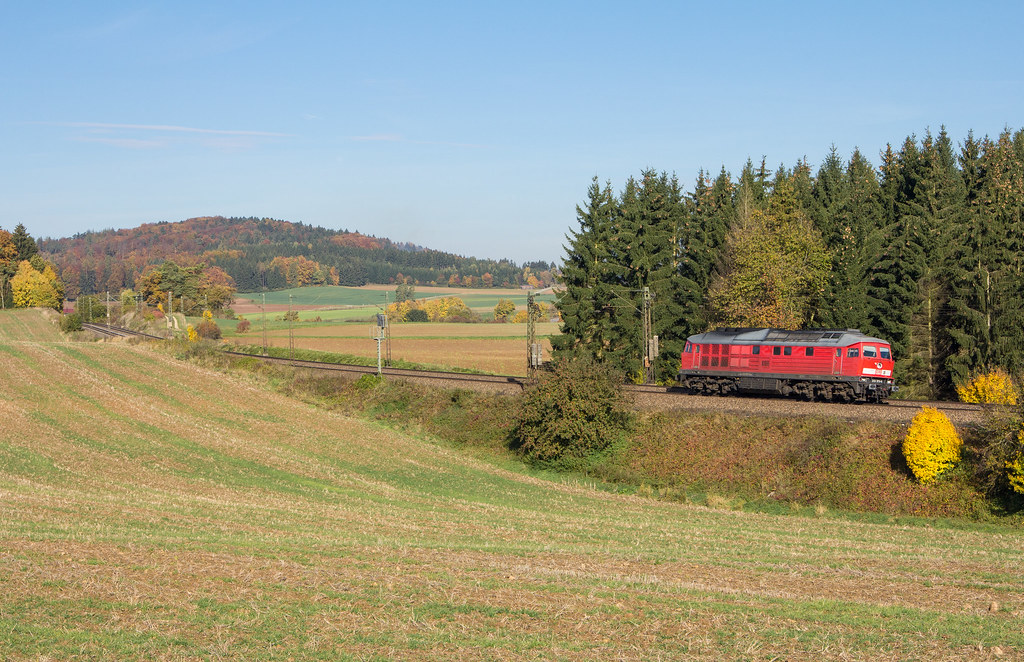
[37,216,555,296]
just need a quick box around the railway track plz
[223,351,530,392]
[81,322,166,341]
[76,324,995,422]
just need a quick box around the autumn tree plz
[0,228,16,309]
[11,260,63,310]
[136,261,235,314]
[395,281,415,303]
[493,298,516,322]
[708,175,830,328]
[198,266,236,311]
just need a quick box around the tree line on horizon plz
[36,216,557,297]
[555,127,1024,398]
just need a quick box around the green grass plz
[237,286,391,307]
[235,285,557,317]
[3,309,1024,659]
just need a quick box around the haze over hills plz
[37,216,557,297]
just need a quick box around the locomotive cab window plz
[684,342,692,353]
[847,347,860,358]
[863,346,877,358]
[880,346,891,360]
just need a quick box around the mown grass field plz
[222,321,561,375]
[3,308,1024,660]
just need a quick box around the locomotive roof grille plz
[687,328,887,346]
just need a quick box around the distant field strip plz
[225,322,560,375]
[2,310,1024,659]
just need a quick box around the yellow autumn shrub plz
[956,368,1019,405]
[902,406,962,483]
[1006,428,1024,495]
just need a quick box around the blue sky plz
[2,1,1022,264]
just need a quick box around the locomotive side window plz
[752,346,760,355]
[684,342,692,353]
[864,346,877,358]
[783,347,792,356]
[847,347,860,358]
[880,346,891,359]
[772,346,781,356]
[805,347,814,356]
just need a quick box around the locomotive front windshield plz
[880,346,891,359]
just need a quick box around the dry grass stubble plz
[2,311,1023,659]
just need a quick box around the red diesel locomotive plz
[678,328,896,402]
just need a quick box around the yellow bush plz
[386,297,472,322]
[386,300,415,322]
[187,324,198,342]
[1006,428,1024,495]
[956,368,1019,405]
[902,406,962,483]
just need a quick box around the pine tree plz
[946,131,994,383]
[12,224,38,262]
[811,145,849,246]
[903,129,963,394]
[983,130,1024,376]
[553,177,618,361]
[811,146,851,327]
[868,139,927,386]
[640,171,692,381]
[833,148,884,331]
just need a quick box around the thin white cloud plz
[50,121,293,138]
[73,136,167,149]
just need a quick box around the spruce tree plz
[946,131,993,383]
[982,130,1024,376]
[902,129,962,394]
[641,172,691,381]
[834,148,884,332]
[868,139,927,387]
[12,223,38,262]
[553,177,618,361]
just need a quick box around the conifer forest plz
[555,127,1024,398]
